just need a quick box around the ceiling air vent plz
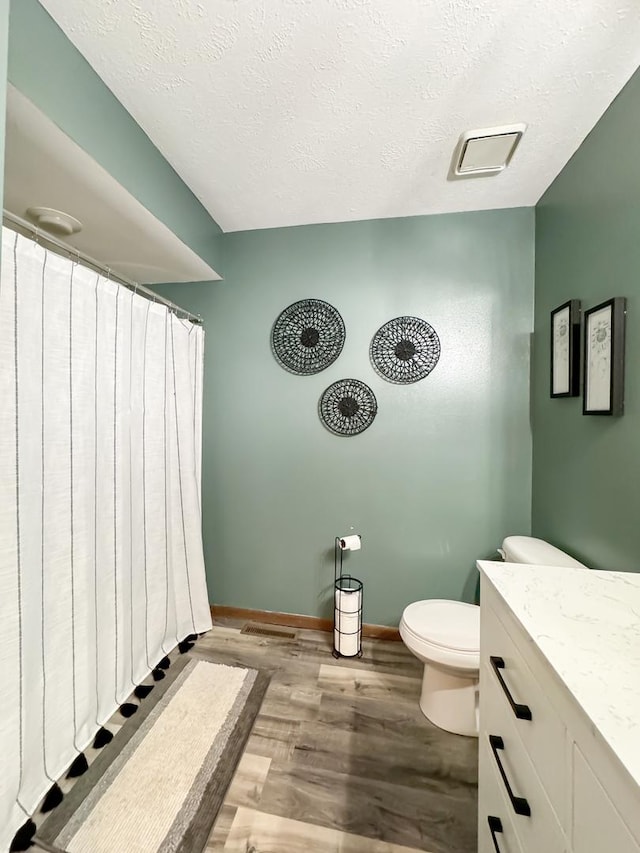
[450,124,526,179]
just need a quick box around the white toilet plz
[399,536,587,737]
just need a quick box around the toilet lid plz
[402,599,479,652]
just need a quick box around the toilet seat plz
[400,599,480,671]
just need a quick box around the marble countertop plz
[478,561,640,787]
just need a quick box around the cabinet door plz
[478,737,525,853]
[573,746,640,853]
[480,597,567,827]
[478,713,565,851]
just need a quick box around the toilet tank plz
[500,536,587,569]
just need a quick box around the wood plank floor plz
[196,619,478,853]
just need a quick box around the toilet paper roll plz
[335,587,362,614]
[334,627,359,657]
[339,534,361,551]
[334,611,359,633]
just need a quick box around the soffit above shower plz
[4,86,220,284]
[39,0,640,233]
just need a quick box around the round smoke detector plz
[26,206,83,237]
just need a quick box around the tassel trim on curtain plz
[0,228,212,852]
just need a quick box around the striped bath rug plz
[39,659,269,853]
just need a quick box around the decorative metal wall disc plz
[370,316,440,384]
[319,379,377,437]
[271,299,345,375]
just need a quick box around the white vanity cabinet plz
[477,563,640,853]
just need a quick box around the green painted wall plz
[0,0,9,213]
[156,208,534,625]
[532,68,640,570]
[7,0,223,273]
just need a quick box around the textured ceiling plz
[40,0,640,232]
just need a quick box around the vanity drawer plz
[481,600,567,825]
[478,737,525,853]
[572,746,640,853]
[480,660,566,853]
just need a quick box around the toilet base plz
[419,662,479,738]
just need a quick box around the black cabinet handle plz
[490,656,532,721]
[488,816,503,852]
[489,735,531,817]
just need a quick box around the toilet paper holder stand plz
[333,535,363,659]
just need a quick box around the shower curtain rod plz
[2,210,203,326]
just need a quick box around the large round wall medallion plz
[319,379,377,437]
[370,316,440,384]
[271,299,346,375]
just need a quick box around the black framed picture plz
[550,300,581,397]
[583,297,626,416]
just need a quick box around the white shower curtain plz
[0,227,211,851]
